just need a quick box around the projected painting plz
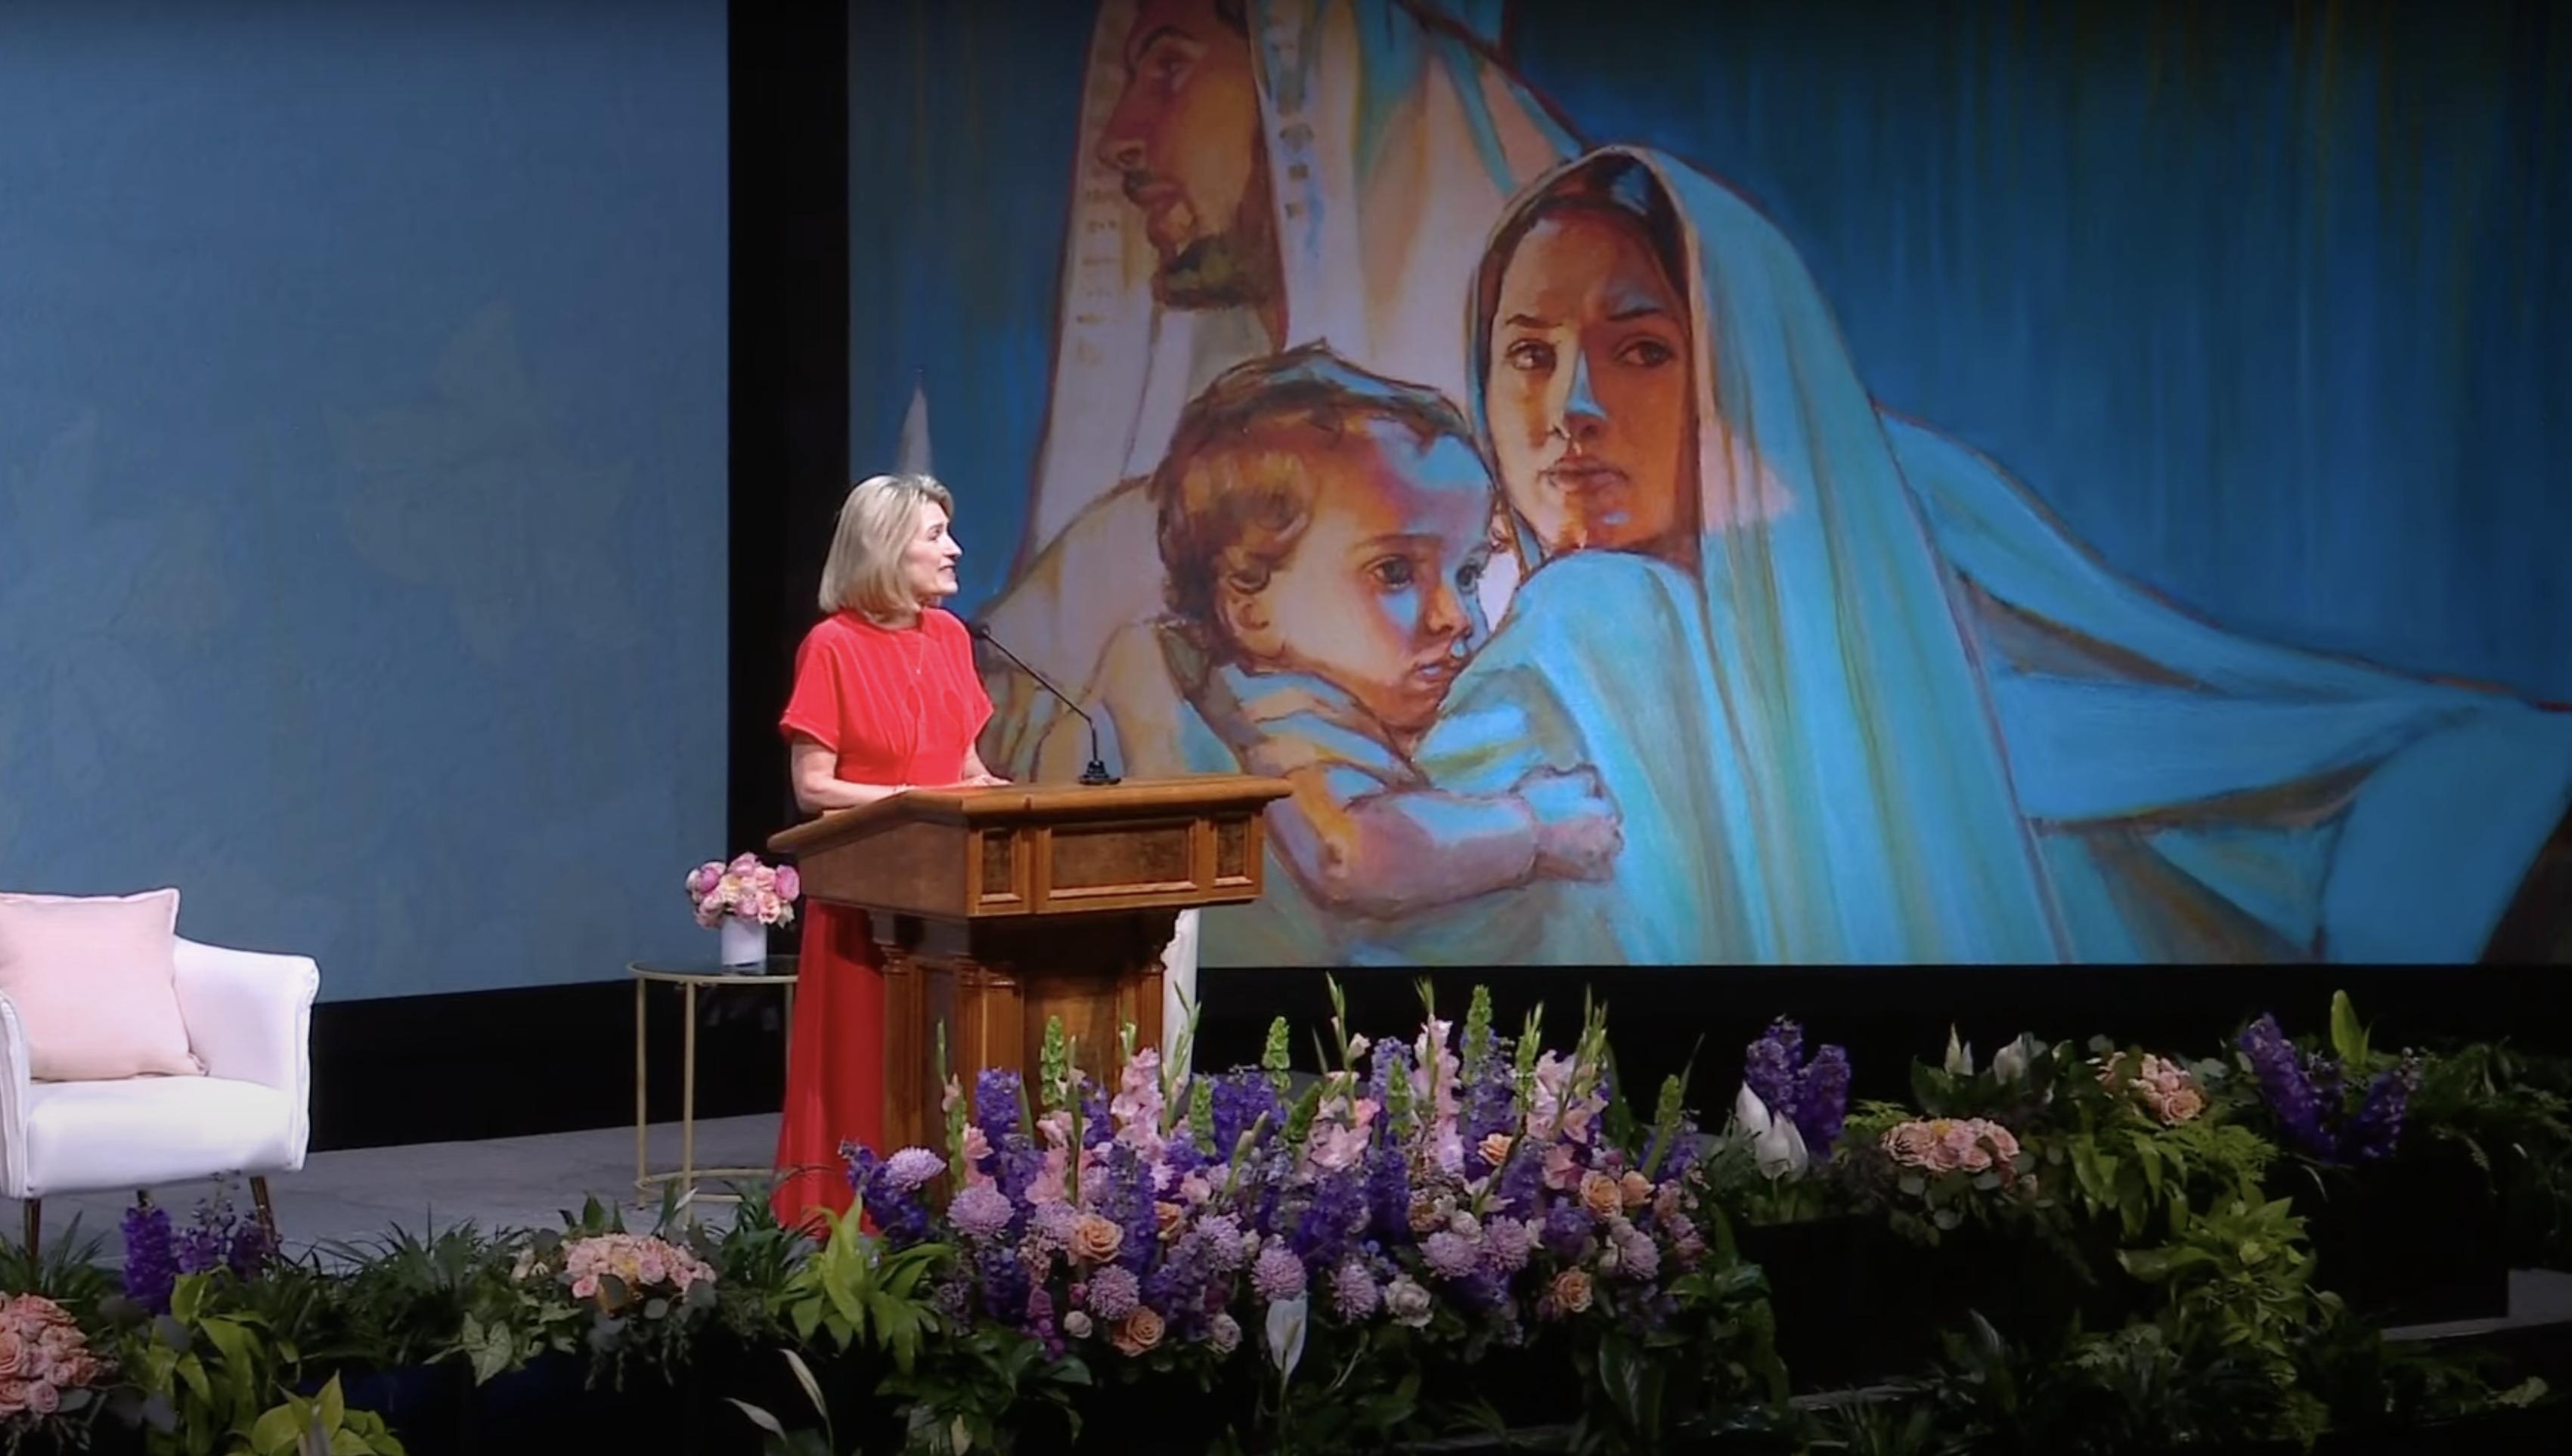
[856,0,2572,965]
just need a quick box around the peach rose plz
[1071,1213,1125,1264]
[1579,1171,1622,1220]
[1155,1200,1185,1242]
[1883,1121,1941,1169]
[1619,1170,1653,1209]
[1479,1132,1514,1166]
[2152,1086,2207,1125]
[1550,1269,1594,1315]
[1108,1307,1166,1356]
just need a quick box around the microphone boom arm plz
[968,623,1119,786]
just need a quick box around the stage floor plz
[6,1114,782,1260]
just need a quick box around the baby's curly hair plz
[1151,344,1480,659]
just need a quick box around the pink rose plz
[774,865,801,901]
[1937,1120,1991,1173]
[0,1380,23,1417]
[23,1380,55,1415]
[0,1331,21,1377]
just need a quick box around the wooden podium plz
[767,775,1290,1152]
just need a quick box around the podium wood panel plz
[770,776,1288,1154]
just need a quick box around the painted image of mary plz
[1399,145,2572,963]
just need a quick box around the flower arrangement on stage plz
[817,985,1786,1452]
[507,1210,725,1389]
[685,853,801,930]
[0,1293,107,1430]
[2,986,2555,1455]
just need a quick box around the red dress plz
[771,606,991,1229]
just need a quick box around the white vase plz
[718,915,767,968]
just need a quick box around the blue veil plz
[1408,145,2572,964]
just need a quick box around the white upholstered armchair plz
[1,937,316,1250]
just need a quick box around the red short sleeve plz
[779,625,847,753]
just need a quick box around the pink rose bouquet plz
[511,1222,722,1388]
[685,853,800,929]
[0,1293,107,1429]
[2098,1052,2208,1126]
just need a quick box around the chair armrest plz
[172,939,318,1101]
[0,993,33,1199]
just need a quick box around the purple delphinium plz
[2238,1015,2419,1165]
[2345,1061,2419,1163]
[225,1216,273,1281]
[975,1244,1030,1324]
[1794,1046,1852,1152]
[1211,1070,1285,1157]
[1540,1200,1592,1263]
[1461,1030,1517,1148]
[1288,1169,1368,1273]
[972,1069,1025,1142]
[1095,1145,1159,1272]
[844,1145,935,1244]
[172,1188,269,1281]
[120,1204,179,1314]
[1742,1018,1852,1157]
[2240,1016,2329,1156]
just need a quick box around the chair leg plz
[249,1176,279,1247]
[20,1198,36,1253]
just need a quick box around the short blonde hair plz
[818,473,956,621]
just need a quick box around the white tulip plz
[1266,1294,1309,1383]
[1944,1027,1974,1077]
[1732,1083,1810,1179]
[1992,1040,2029,1084]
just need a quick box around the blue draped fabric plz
[1409,145,2572,963]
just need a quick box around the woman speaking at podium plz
[772,473,1004,1229]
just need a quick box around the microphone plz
[968,622,1119,786]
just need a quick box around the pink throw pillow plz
[0,888,203,1080]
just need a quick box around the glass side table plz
[630,956,798,1204]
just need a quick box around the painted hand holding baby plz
[1514,765,1623,881]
